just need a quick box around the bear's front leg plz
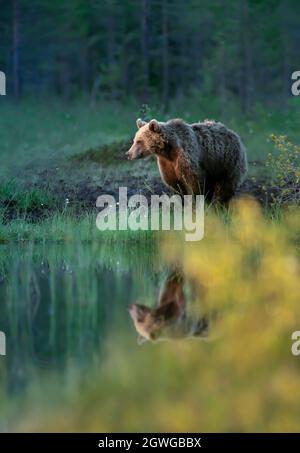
[174,152,201,195]
[157,156,183,193]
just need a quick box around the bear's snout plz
[126,145,143,160]
[126,145,136,160]
[125,150,133,160]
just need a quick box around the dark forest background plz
[0,0,299,111]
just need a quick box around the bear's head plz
[126,118,166,160]
[128,302,180,343]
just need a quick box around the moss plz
[72,139,132,166]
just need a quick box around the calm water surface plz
[0,240,207,428]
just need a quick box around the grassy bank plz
[0,96,299,238]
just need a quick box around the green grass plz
[0,97,137,179]
[0,211,159,243]
[0,181,59,210]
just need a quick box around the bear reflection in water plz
[128,269,212,344]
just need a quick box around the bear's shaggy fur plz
[126,118,248,203]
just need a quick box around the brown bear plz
[128,269,209,343]
[126,118,247,203]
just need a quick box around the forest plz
[1,0,299,111]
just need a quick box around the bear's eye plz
[136,140,143,145]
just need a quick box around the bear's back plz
[190,119,245,175]
[191,119,230,137]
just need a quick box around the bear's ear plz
[149,119,161,133]
[136,118,147,129]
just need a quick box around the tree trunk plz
[79,45,89,95]
[12,0,20,98]
[280,1,291,110]
[162,0,169,109]
[241,0,255,112]
[141,0,150,102]
[219,42,228,117]
[106,0,116,100]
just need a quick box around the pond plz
[0,217,299,433]
[0,240,210,431]
[0,241,154,375]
